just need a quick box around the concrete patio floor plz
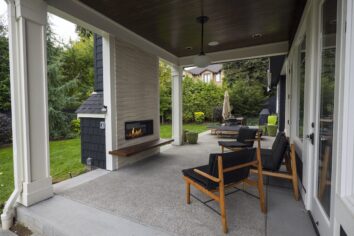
[16,132,316,236]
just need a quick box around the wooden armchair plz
[218,127,259,153]
[182,145,266,234]
[251,132,299,200]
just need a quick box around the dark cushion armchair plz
[182,147,266,234]
[218,127,259,153]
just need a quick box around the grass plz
[0,137,86,211]
[160,123,210,138]
[0,123,211,211]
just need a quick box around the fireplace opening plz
[125,120,153,140]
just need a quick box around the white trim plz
[46,0,178,65]
[179,41,288,66]
[77,113,106,119]
[102,34,118,171]
[171,65,183,145]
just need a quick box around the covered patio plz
[2,0,354,235]
[16,133,315,235]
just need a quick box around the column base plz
[20,177,53,207]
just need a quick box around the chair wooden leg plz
[186,181,191,204]
[217,156,228,233]
[256,138,266,213]
[290,144,300,200]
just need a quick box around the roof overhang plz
[47,0,304,66]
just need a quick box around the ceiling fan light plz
[193,53,210,68]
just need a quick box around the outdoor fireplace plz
[125,120,153,140]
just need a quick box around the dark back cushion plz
[237,127,258,147]
[207,148,255,188]
[263,132,289,171]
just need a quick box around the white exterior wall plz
[114,39,160,168]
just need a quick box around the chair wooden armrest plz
[193,169,221,183]
[224,160,258,173]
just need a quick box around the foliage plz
[212,106,223,123]
[71,119,81,135]
[223,58,269,87]
[186,132,198,144]
[0,113,11,145]
[223,58,270,116]
[194,112,205,123]
[76,25,94,39]
[159,61,172,123]
[0,19,10,112]
[47,21,94,139]
[183,76,224,122]
[228,79,267,116]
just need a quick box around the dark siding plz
[270,56,286,87]
[278,76,286,132]
[340,226,348,236]
[80,118,106,169]
[94,34,103,92]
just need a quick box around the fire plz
[128,128,143,138]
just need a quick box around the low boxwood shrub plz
[194,112,205,123]
[186,132,198,144]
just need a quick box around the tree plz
[223,58,269,87]
[223,58,270,116]
[159,61,172,123]
[0,18,10,112]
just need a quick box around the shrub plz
[267,124,277,137]
[186,132,198,144]
[0,113,12,145]
[212,106,223,123]
[71,119,81,134]
[194,112,205,123]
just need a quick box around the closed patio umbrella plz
[222,91,231,120]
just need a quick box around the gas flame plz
[128,128,143,138]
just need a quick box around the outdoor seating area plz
[15,132,315,236]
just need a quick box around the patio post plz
[102,34,118,170]
[171,65,183,145]
[6,0,53,206]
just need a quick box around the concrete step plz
[16,195,172,236]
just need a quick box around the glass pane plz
[317,0,337,217]
[298,37,306,139]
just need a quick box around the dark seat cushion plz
[182,165,218,190]
[260,132,289,171]
[218,141,249,148]
[182,148,256,190]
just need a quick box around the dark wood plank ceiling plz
[79,0,306,57]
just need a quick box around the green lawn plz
[0,138,86,211]
[0,123,210,211]
[160,123,210,138]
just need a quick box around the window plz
[297,37,306,140]
[203,73,211,83]
[215,73,221,82]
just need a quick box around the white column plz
[8,0,52,206]
[102,34,118,170]
[171,65,183,145]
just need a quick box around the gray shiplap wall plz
[114,39,160,168]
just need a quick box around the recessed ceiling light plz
[208,41,219,46]
[185,46,193,50]
[252,33,263,39]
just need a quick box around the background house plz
[184,64,223,85]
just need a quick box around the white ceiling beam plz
[46,0,179,65]
[178,41,289,67]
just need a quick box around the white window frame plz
[215,73,221,82]
[203,72,211,83]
